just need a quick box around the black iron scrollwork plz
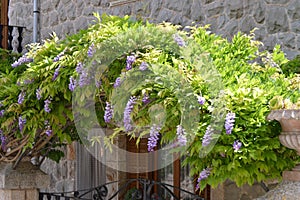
[92,185,109,200]
[39,178,205,200]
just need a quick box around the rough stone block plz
[264,0,290,4]
[0,162,50,190]
[164,0,184,12]
[11,190,25,200]
[283,170,300,181]
[227,0,244,19]
[253,1,266,23]
[206,2,225,18]
[240,16,257,34]
[291,20,300,33]
[266,7,289,34]
[278,33,296,49]
[288,0,300,20]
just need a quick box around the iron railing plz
[39,178,204,200]
[0,24,24,53]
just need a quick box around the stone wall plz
[9,0,300,58]
[8,0,300,59]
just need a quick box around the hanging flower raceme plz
[196,168,211,190]
[18,116,26,132]
[225,112,236,134]
[198,96,205,105]
[0,130,6,151]
[147,124,161,152]
[142,94,151,104]
[18,91,26,104]
[52,65,62,81]
[104,102,114,123]
[126,55,136,71]
[139,62,148,71]
[44,120,52,136]
[176,125,187,146]
[53,52,64,62]
[114,77,122,88]
[78,68,90,87]
[87,43,95,57]
[95,80,102,88]
[44,97,52,113]
[173,33,186,47]
[76,62,83,74]
[36,88,42,100]
[233,140,242,151]
[69,76,77,92]
[11,54,33,68]
[0,110,4,117]
[123,96,137,132]
[202,125,213,147]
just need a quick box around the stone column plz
[0,161,50,200]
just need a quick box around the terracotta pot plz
[268,109,300,155]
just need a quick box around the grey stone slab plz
[278,32,296,49]
[191,0,204,22]
[265,7,289,34]
[227,0,244,19]
[253,1,266,24]
[255,181,300,200]
[240,16,257,34]
[288,0,300,20]
[264,0,291,4]
[164,0,183,12]
[291,20,300,33]
[206,2,225,18]
[0,162,50,190]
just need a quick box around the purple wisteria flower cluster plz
[173,34,186,47]
[176,125,187,146]
[0,130,6,151]
[44,97,52,113]
[198,96,205,105]
[114,77,122,88]
[75,62,90,87]
[233,140,242,151]
[139,62,148,71]
[18,116,26,132]
[196,168,211,190]
[202,125,213,147]
[142,94,151,104]
[0,110,4,117]
[0,102,4,117]
[87,43,95,57]
[11,54,33,68]
[95,80,102,88]
[44,120,52,136]
[78,68,90,87]
[123,96,137,132]
[225,112,236,134]
[23,79,34,84]
[52,65,62,81]
[53,52,64,62]
[126,55,136,71]
[69,76,77,92]
[104,102,113,123]
[147,124,161,152]
[36,88,42,100]
[18,91,26,104]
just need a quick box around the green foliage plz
[281,54,300,76]
[0,14,299,190]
